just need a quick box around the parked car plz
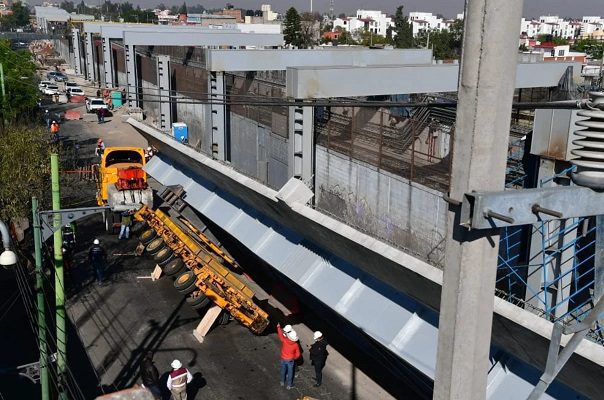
[85,97,108,113]
[38,80,53,92]
[66,86,84,95]
[43,84,60,96]
[64,81,79,92]
[47,71,68,82]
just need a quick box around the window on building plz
[558,49,565,56]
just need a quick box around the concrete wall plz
[230,113,289,189]
[141,80,160,124]
[315,146,447,266]
[174,101,211,152]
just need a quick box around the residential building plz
[218,7,243,23]
[261,4,278,22]
[408,12,457,37]
[333,9,393,37]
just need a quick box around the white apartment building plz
[333,9,393,36]
[519,16,585,39]
[408,12,456,37]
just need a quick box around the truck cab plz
[96,147,153,231]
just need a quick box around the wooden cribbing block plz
[192,305,222,343]
[151,265,162,281]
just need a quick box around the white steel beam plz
[287,62,579,98]
[122,30,283,47]
[205,48,433,71]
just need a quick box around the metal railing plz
[315,106,454,193]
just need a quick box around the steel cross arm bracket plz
[460,186,604,229]
[39,206,110,242]
[527,296,604,399]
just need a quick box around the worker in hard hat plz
[276,322,301,390]
[88,238,107,285]
[281,324,293,338]
[50,120,60,142]
[95,138,105,157]
[167,359,192,400]
[308,331,329,387]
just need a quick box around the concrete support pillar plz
[288,102,314,185]
[434,1,524,400]
[525,159,576,318]
[102,35,113,88]
[71,29,82,75]
[209,71,227,160]
[156,55,172,131]
[125,44,138,107]
[85,32,94,82]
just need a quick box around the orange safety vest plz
[50,123,60,134]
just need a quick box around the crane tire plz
[140,229,157,245]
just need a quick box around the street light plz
[0,220,16,267]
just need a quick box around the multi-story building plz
[333,9,393,36]
[408,12,457,37]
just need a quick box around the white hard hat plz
[93,239,100,245]
[52,120,57,123]
[313,331,323,340]
[171,359,182,369]
[286,330,298,342]
[283,324,292,333]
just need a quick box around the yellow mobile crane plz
[134,205,270,334]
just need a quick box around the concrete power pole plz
[434,1,524,400]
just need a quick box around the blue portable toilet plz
[111,90,123,107]
[172,122,188,143]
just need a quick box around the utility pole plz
[0,63,5,101]
[32,197,50,400]
[433,1,524,400]
[51,153,67,400]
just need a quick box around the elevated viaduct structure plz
[65,23,604,399]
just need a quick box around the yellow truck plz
[95,147,153,231]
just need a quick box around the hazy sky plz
[126,0,603,18]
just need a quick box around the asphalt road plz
[1,69,414,400]
[44,78,369,400]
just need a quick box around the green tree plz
[0,127,50,221]
[357,29,389,47]
[573,38,604,59]
[178,2,187,14]
[1,1,30,28]
[537,34,568,45]
[414,19,464,60]
[283,7,302,47]
[299,12,318,48]
[332,26,357,45]
[60,1,75,13]
[0,40,38,122]
[392,5,413,48]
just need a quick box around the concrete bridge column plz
[288,102,314,186]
